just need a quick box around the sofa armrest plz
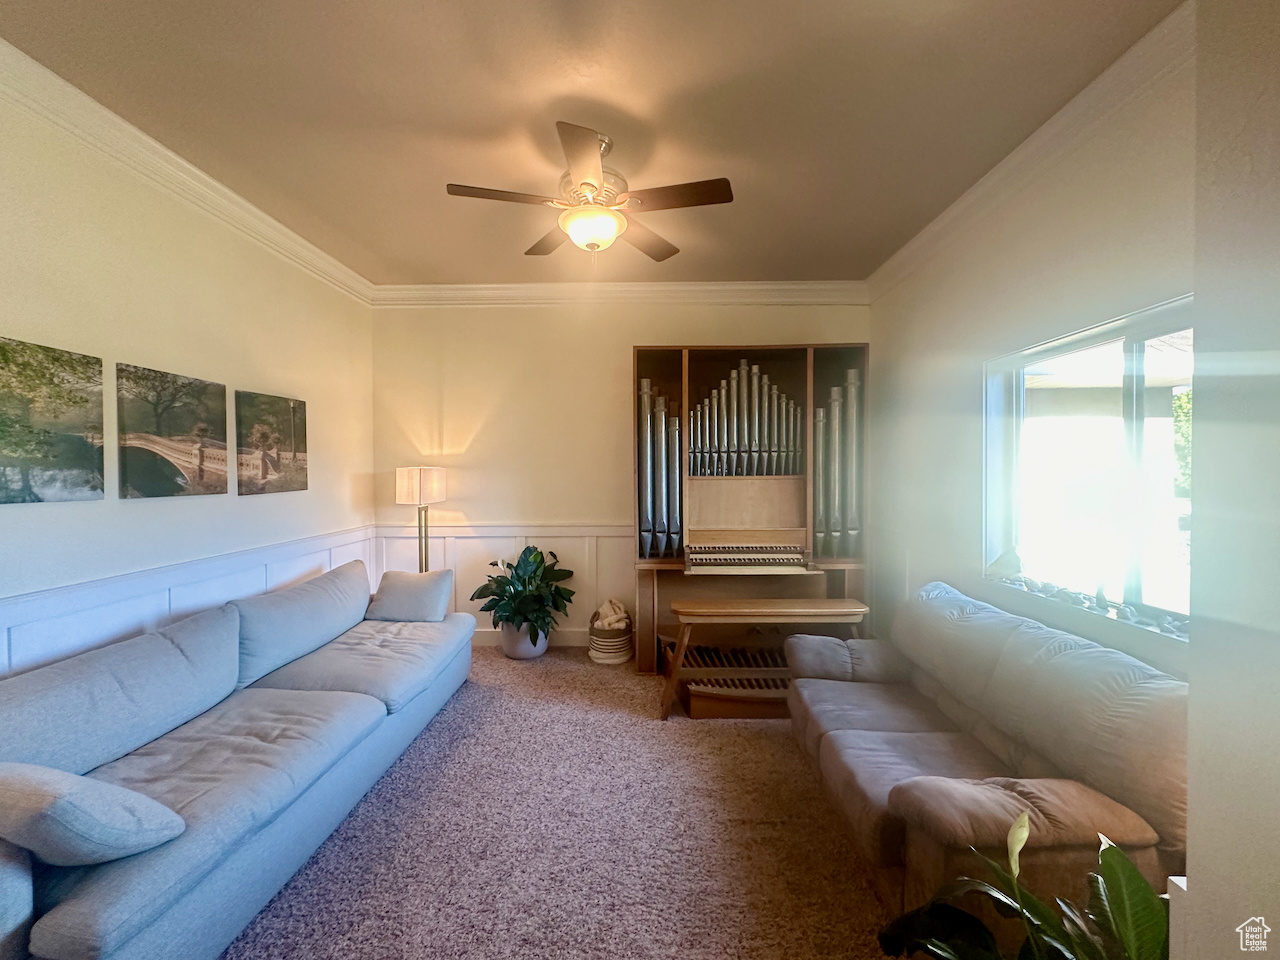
[888,776,1159,851]
[0,839,32,960]
[784,634,913,682]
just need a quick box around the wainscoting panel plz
[0,522,638,676]
[0,526,377,677]
[374,524,635,647]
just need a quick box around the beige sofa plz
[785,581,1186,914]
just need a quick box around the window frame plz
[983,294,1194,621]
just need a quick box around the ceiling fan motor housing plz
[559,165,628,206]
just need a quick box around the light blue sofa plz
[0,560,474,960]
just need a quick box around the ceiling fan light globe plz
[558,205,627,253]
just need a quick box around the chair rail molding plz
[864,0,1195,303]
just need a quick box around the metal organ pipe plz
[737,360,749,474]
[654,396,669,557]
[668,415,682,555]
[845,368,861,556]
[813,407,827,557]
[638,379,654,558]
[827,386,843,559]
[728,370,739,476]
[749,365,761,476]
[717,380,729,476]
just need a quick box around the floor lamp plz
[395,467,446,573]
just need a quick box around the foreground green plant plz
[470,546,575,643]
[879,811,1168,960]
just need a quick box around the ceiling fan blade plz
[525,228,567,256]
[446,183,559,205]
[556,121,604,194]
[623,178,734,212]
[621,216,679,262]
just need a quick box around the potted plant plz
[470,546,575,659]
[879,811,1169,960]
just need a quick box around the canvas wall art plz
[0,337,104,503]
[235,390,307,495]
[117,363,228,498]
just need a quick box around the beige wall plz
[865,12,1194,670]
[372,302,869,527]
[1187,0,1280,949]
[0,89,375,597]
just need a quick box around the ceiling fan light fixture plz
[558,204,628,253]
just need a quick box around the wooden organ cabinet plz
[632,344,869,709]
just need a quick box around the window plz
[984,297,1193,628]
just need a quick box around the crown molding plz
[864,0,1195,304]
[0,38,377,304]
[369,280,870,307]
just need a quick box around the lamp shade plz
[396,466,446,505]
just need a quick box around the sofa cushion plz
[0,606,240,775]
[365,570,453,623]
[891,582,1024,709]
[784,635,913,683]
[0,764,184,866]
[817,730,1009,868]
[231,560,372,689]
[789,679,955,758]
[250,613,476,713]
[29,689,385,960]
[887,776,1159,851]
[0,839,32,960]
[981,619,1188,854]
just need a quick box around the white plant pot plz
[500,622,548,660]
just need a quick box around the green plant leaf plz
[976,854,1073,957]
[878,902,1001,959]
[1095,842,1167,960]
[1055,898,1108,960]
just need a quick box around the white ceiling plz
[0,0,1181,285]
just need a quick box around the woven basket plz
[589,611,632,664]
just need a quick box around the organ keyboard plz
[684,543,812,574]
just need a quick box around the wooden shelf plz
[635,558,685,570]
[812,560,867,570]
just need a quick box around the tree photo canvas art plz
[116,363,228,498]
[235,390,307,495]
[0,337,104,503]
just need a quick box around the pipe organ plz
[633,344,869,675]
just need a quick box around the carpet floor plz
[221,648,888,959]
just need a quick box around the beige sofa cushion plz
[817,730,1009,867]
[891,583,1022,708]
[789,679,955,757]
[784,635,913,683]
[981,620,1187,853]
[887,776,1159,851]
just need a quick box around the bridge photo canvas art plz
[0,336,104,503]
[116,363,228,498]
[235,390,307,495]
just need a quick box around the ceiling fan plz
[446,121,733,262]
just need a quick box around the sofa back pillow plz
[890,582,1023,708]
[365,570,453,622]
[0,763,184,866]
[0,605,240,775]
[231,560,371,688]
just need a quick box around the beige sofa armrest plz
[888,776,1159,851]
[0,839,32,960]
[784,634,913,682]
